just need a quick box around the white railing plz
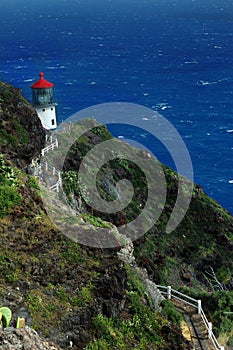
[41,138,58,156]
[39,160,61,193]
[40,161,60,177]
[49,180,62,193]
[156,285,224,350]
[37,135,61,192]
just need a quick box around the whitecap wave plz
[153,102,172,111]
[47,66,59,69]
[184,60,198,64]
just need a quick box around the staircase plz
[157,285,224,350]
[173,298,216,350]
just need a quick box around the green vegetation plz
[85,309,163,350]
[12,118,29,144]
[69,282,93,307]
[26,290,65,335]
[0,306,12,328]
[62,170,78,195]
[28,175,40,190]
[61,240,84,264]
[160,299,183,327]
[0,155,21,217]
[80,214,111,228]
[0,185,21,218]
[84,265,167,349]
[85,292,164,350]
[0,89,14,104]
[125,264,152,306]
[0,155,19,186]
[0,128,17,146]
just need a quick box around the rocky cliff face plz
[0,82,232,349]
[0,82,45,168]
[0,327,61,350]
[0,326,62,350]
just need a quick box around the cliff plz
[0,82,232,349]
[0,82,45,168]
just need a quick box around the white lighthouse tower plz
[30,72,57,130]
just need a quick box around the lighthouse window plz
[42,108,45,112]
[51,119,55,126]
[51,107,53,111]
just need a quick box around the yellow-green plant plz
[0,306,12,328]
[16,316,25,329]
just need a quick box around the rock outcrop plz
[0,81,45,168]
[0,327,62,350]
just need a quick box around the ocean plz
[0,0,232,214]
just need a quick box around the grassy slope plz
[59,120,233,347]
[0,157,191,350]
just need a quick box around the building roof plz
[30,72,54,89]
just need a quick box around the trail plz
[172,298,217,350]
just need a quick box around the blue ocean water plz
[0,0,232,213]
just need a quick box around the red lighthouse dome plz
[30,72,54,89]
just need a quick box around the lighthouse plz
[30,72,57,130]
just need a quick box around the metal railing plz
[156,285,224,350]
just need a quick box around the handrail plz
[40,160,61,193]
[38,136,61,192]
[41,138,58,156]
[157,285,198,303]
[40,160,60,177]
[156,285,224,350]
[50,179,62,193]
